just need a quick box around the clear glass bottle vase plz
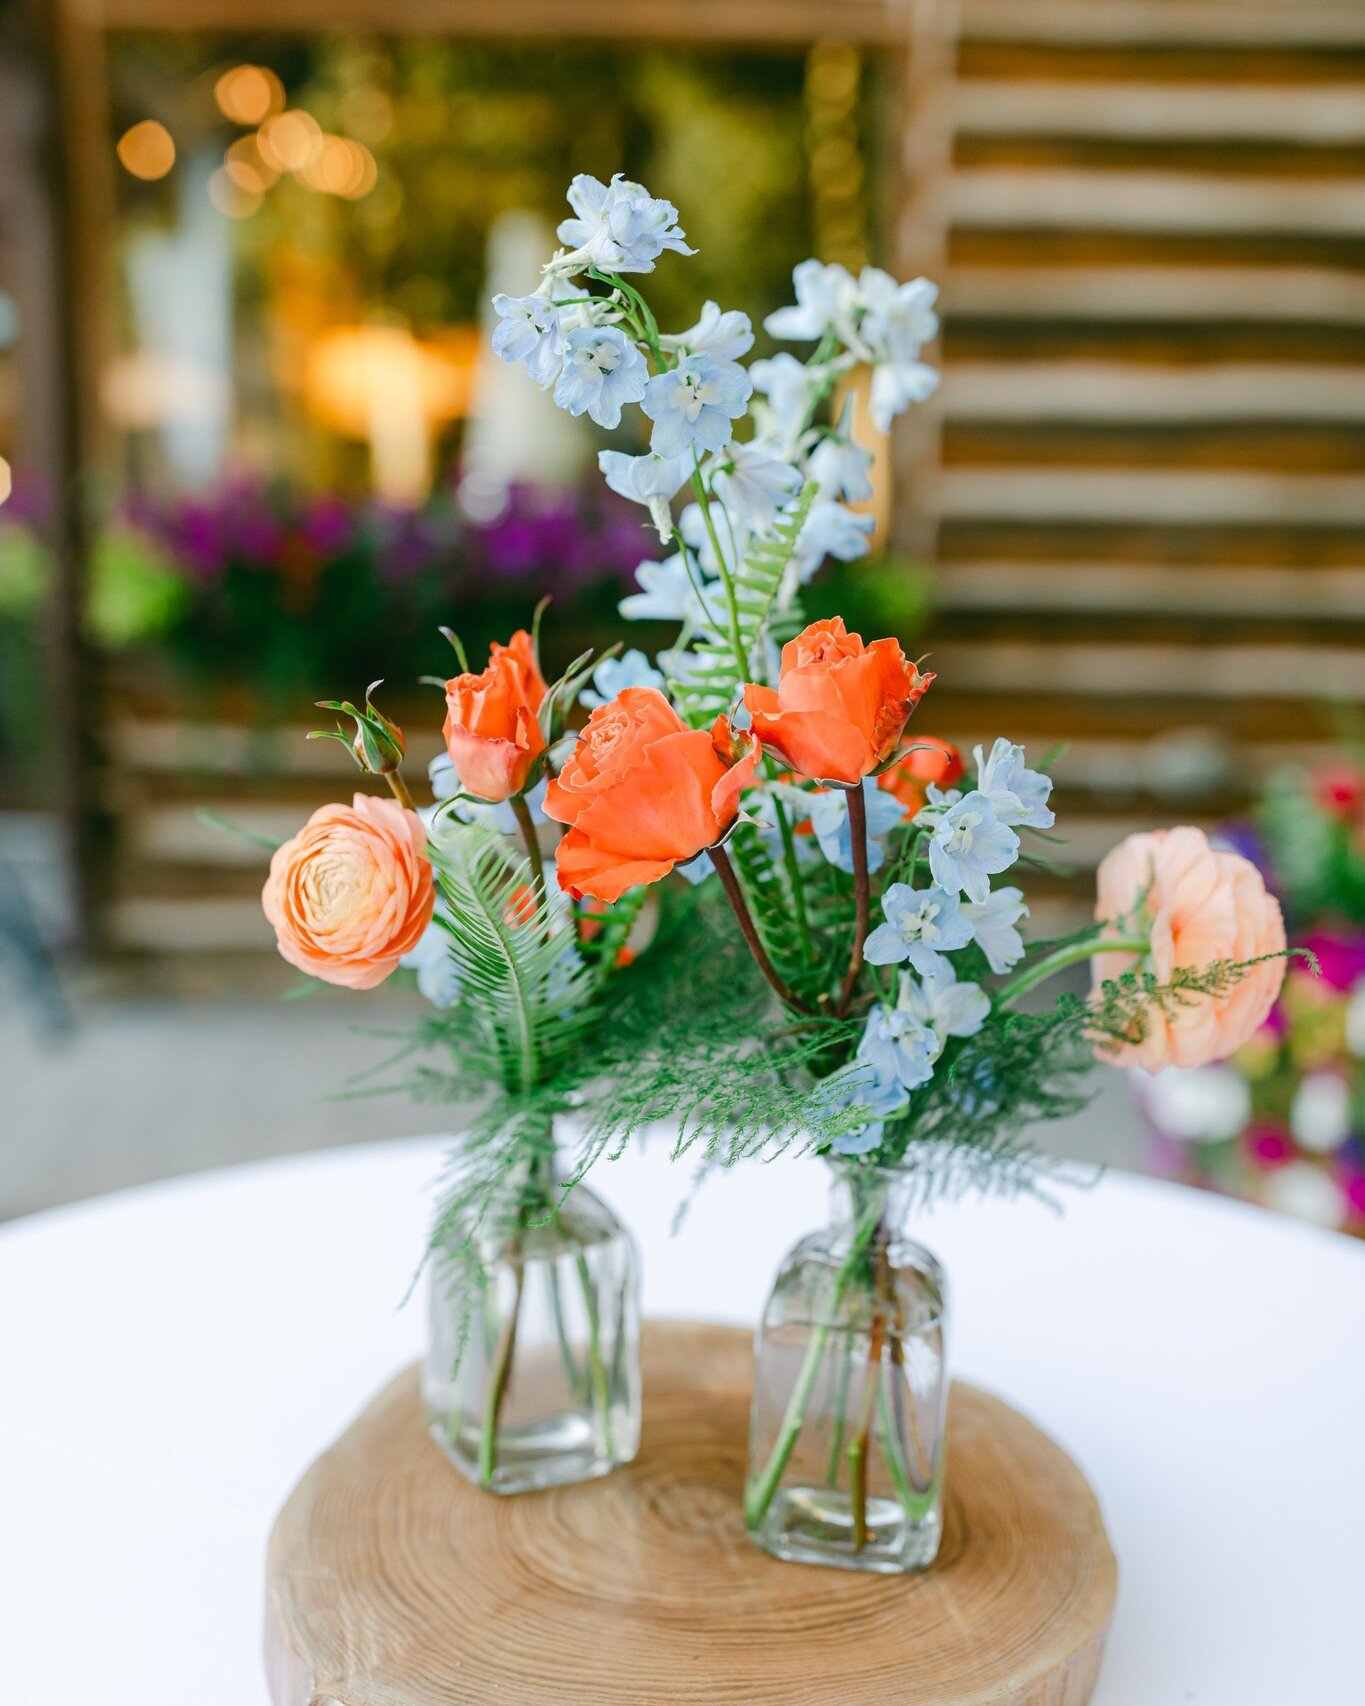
[745,1163,949,1572]
[422,1150,641,1495]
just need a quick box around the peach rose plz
[443,629,547,802]
[262,793,435,990]
[1092,825,1286,1071]
[878,736,965,816]
[544,687,760,903]
[743,617,932,786]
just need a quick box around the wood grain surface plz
[266,1321,1117,1706]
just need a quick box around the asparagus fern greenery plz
[258,168,1296,1319]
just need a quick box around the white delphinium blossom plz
[814,1062,910,1157]
[765,259,863,348]
[642,355,753,458]
[961,885,1028,974]
[597,449,691,541]
[808,778,904,874]
[552,326,648,429]
[553,173,693,275]
[974,738,1056,831]
[792,500,874,582]
[661,300,754,364]
[579,648,666,710]
[619,554,724,627]
[921,791,1020,903]
[864,882,973,978]
[709,440,803,534]
[805,398,874,504]
[856,269,941,431]
[678,501,745,580]
[749,352,825,437]
[856,964,989,1094]
[869,357,940,434]
[490,291,567,388]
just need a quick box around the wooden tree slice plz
[266,1322,1117,1706]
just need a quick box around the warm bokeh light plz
[0,455,11,506]
[305,324,477,505]
[116,120,176,182]
[224,135,278,195]
[207,166,263,219]
[214,64,284,127]
[258,110,323,175]
[299,136,378,199]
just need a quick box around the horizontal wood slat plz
[950,170,1365,234]
[948,266,1365,323]
[935,467,1365,523]
[934,562,1365,616]
[959,1,1365,49]
[955,81,1365,142]
[942,363,1365,420]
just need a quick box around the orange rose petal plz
[554,827,677,903]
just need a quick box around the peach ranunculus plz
[1092,825,1287,1071]
[443,629,548,802]
[544,687,761,903]
[878,735,965,816]
[262,793,435,990]
[743,617,932,786]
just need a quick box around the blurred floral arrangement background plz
[1137,751,1365,1234]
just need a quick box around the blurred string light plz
[214,64,284,127]
[116,120,176,182]
[804,42,866,271]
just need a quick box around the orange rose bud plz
[544,687,760,904]
[443,629,548,802]
[743,616,932,786]
[262,793,435,990]
[878,736,965,815]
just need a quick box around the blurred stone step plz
[955,80,1365,143]
[947,265,1365,324]
[950,170,1365,235]
[934,466,1365,524]
[933,561,1365,617]
[941,362,1365,420]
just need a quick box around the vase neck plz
[825,1162,915,1245]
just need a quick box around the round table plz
[1,1137,1362,1705]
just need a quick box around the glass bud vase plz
[744,1163,949,1573]
[422,1155,641,1495]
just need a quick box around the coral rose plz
[544,687,760,903]
[743,617,932,786]
[443,629,547,802]
[262,793,435,990]
[878,736,965,816]
[1092,826,1287,1071]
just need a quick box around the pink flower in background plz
[1093,826,1287,1072]
[1244,1125,1293,1171]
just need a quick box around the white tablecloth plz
[1,1135,1362,1703]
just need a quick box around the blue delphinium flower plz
[579,648,666,710]
[598,449,691,541]
[925,791,1019,904]
[858,269,941,431]
[490,291,566,388]
[856,997,941,1094]
[900,961,991,1046]
[806,398,874,503]
[400,910,461,1009]
[749,352,821,432]
[555,173,694,274]
[808,778,904,874]
[864,882,973,977]
[661,301,754,364]
[793,500,874,582]
[974,738,1055,830]
[552,326,648,429]
[619,555,725,628]
[814,1061,910,1157]
[642,355,753,458]
[962,885,1028,974]
[710,441,802,534]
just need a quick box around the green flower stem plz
[876,1368,938,1523]
[998,932,1150,1007]
[771,792,816,971]
[477,1255,524,1487]
[547,1263,584,1401]
[824,1333,854,1486]
[688,461,748,681]
[835,783,872,1014]
[510,791,546,903]
[575,1251,615,1459]
[385,770,416,813]
[846,1305,886,1552]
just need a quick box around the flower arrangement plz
[258,172,1293,1558]
[1139,757,1364,1233]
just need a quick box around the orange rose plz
[1093,826,1287,1071]
[743,617,932,786]
[878,736,965,816]
[262,793,434,990]
[544,687,760,903]
[443,629,547,802]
